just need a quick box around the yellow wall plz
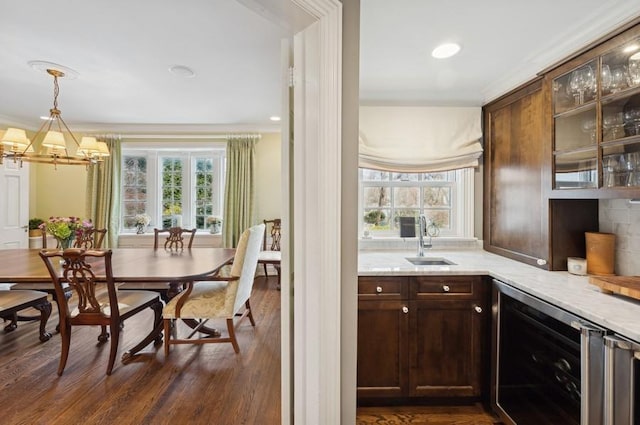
[29,133,283,225]
[255,133,282,222]
[32,163,89,220]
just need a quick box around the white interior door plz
[0,160,30,248]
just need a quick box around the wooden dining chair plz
[118,227,197,301]
[258,219,281,289]
[162,223,264,356]
[74,227,107,249]
[0,290,52,342]
[39,248,163,375]
[154,227,196,250]
[23,227,106,330]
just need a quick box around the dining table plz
[0,247,236,360]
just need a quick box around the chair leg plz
[98,325,110,343]
[34,300,52,342]
[106,322,121,375]
[163,319,172,357]
[58,322,72,376]
[263,263,268,276]
[227,318,240,353]
[152,301,164,346]
[245,300,256,326]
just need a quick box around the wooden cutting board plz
[589,276,640,300]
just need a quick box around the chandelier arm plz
[2,67,105,168]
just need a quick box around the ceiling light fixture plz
[169,65,196,78]
[0,68,109,168]
[431,43,461,59]
[270,116,281,122]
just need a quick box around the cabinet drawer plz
[358,276,408,300]
[411,276,481,299]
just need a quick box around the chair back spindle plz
[154,227,196,250]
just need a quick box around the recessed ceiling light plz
[431,43,461,59]
[270,116,281,122]
[168,65,196,78]
[27,60,79,79]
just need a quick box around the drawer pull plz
[376,286,383,293]
[474,305,483,314]
[442,285,450,292]
[402,306,409,314]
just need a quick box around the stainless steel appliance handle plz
[573,321,606,425]
[604,335,639,425]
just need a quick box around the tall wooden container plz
[585,232,616,275]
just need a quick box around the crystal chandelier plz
[0,68,109,167]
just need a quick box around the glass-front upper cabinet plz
[552,35,640,191]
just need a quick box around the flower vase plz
[136,223,145,234]
[209,223,221,234]
[57,237,74,250]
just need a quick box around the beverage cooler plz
[492,280,605,425]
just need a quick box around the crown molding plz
[482,6,640,104]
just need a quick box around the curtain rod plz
[119,134,262,140]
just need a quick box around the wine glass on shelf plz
[581,117,597,143]
[610,66,629,93]
[601,64,612,94]
[603,112,624,141]
[623,152,639,187]
[569,66,595,105]
[629,52,640,87]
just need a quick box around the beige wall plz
[31,163,89,220]
[255,133,282,222]
[29,134,282,225]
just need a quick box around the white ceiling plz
[1,0,640,134]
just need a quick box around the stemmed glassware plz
[629,52,640,87]
[601,64,612,92]
[609,66,628,93]
[568,66,595,105]
[603,112,624,141]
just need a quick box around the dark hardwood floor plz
[0,276,281,425]
[356,405,501,424]
[2,275,500,424]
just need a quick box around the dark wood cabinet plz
[357,275,487,401]
[409,276,485,398]
[483,79,552,268]
[483,80,600,271]
[357,299,408,398]
[546,22,640,198]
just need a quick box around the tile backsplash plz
[599,199,640,275]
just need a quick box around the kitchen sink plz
[405,257,456,266]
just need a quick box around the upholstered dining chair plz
[118,227,197,301]
[39,248,163,375]
[162,223,264,356]
[258,218,281,289]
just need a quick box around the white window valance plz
[359,106,483,172]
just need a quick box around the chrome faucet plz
[417,214,430,257]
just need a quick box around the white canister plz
[567,257,587,276]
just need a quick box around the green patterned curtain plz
[222,136,257,248]
[86,136,121,248]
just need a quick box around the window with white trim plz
[359,168,474,238]
[121,142,226,232]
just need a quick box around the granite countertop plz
[359,248,640,343]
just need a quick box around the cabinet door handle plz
[474,305,482,313]
[376,286,383,293]
[402,306,409,314]
[442,285,450,292]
